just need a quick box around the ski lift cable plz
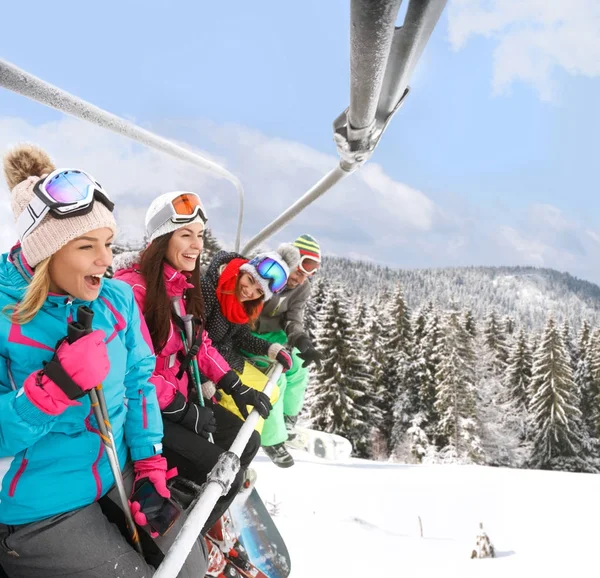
[0,58,246,252]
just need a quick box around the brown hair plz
[235,272,263,323]
[139,233,205,353]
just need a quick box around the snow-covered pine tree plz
[420,303,443,432]
[463,309,477,339]
[303,277,327,345]
[528,316,593,472]
[482,309,509,373]
[354,302,384,457]
[503,315,516,337]
[560,319,575,372]
[575,324,596,441]
[585,329,600,439]
[575,320,591,364]
[362,303,388,457]
[385,285,412,359]
[503,328,532,439]
[307,284,373,457]
[378,286,412,447]
[199,228,222,268]
[434,309,483,463]
[390,306,430,460]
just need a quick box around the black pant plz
[162,403,260,534]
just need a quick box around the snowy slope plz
[252,449,600,578]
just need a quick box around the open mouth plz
[182,253,199,261]
[84,273,103,289]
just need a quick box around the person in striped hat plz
[248,234,324,468]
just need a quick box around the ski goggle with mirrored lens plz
[298,255,320,276]
[16,169,114,241]
[249,256,288,294]
[145,192,207,238]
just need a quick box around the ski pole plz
[171,297,214,442]
[69,306,143,555]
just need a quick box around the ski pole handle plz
[77,305,94,334]
[67,305,94,343]
[67,322,87,344]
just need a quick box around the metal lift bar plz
[154,365,284,578]
[243,0,446,255]
[348,0,402,148]
[377,0,448,120]
[0,59,246,252]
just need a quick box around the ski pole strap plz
[175,318,204,380]
[41,357,88,400]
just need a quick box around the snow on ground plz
[252,449,600,578]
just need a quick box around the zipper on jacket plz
[139,389,148,429]
[65,296,74,322]
[8,453,29,498]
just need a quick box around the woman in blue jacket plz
[0,145,205,577]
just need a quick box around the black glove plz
[218,370,272,419]
[162,391,217,439]
[295,334,324,369]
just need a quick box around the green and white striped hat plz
[292,234,321,262]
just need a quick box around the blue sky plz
[1,1,599,281]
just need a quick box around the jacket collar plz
[163,262,194,298]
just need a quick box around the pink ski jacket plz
[114,254,230,409]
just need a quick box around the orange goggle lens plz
[171,193,203,216]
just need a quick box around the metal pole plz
[89,389,143,554]
[0,58,245,251]
[348,0,402,144]
[241,164,352,255]
[377,0,447,119]
[154,365,284,578]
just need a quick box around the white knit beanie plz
[145,191,207,243]
[4,145,117,268]
[277,243,301,271]
[239,251,290,301]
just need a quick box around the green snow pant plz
[245,330,309,447]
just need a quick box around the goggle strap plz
[16,195,50,241]
[145,201,205,239]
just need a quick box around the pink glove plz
[24,330,110,415]
[129,455,178,538]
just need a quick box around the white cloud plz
[529,203,572,231]
[586,230,600,244]
[0,116,440,260]
[498,226,548,265]
[2,115,600,283]
[447,0,600,100]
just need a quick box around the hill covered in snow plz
[254,448,599,578]
[321,257,600,331]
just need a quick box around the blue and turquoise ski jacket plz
[0,245,163,525]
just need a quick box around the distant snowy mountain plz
[322,257,600,330]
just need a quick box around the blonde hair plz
[4,257,53,325]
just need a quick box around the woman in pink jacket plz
[114,191,269,536]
